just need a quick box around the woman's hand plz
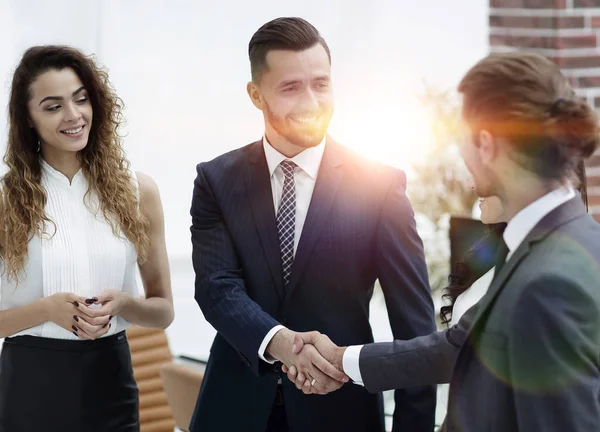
[73,311,112,339]
[77,290,130,320]
[44,292,110,339]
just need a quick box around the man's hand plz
[281,331,348,395]
[266,328,349,395]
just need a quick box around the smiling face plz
[247,43,334,154]
[27,67,92,157]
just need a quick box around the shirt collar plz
[503,184,576,254]
[262,135,326,179]
[40,157,84,187]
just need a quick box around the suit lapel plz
[469,244,530,332]
[245,141,285,300]
[284,139,345,301]
[467,196,587,338]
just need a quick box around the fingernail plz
[72,331,78,337]
[73,316,79,322]
[85,297,97,304]
[71,325,78,332]
[73,301,79,307]
[109,316,113,321]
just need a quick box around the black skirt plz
[0,331,139,432]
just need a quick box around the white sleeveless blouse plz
[0,159,139,339]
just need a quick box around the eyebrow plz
[279,75,330,87]
[38,86,86,106]
[278,80,302,88]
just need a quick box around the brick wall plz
[490,0,600,219]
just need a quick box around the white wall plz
[0,0,488,360]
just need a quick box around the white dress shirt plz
[503,185,575,259]
[257,135,326,363]
[342,183,576,385]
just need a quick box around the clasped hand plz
[281,331,347,395]
[46,290,128,339]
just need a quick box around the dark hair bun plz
[548,98,599,160]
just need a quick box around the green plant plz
[407,88,478,293]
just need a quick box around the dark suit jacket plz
[359,304,476,392]
[444,196,600,431]
[360,196,600,431]
[189,138,436,432]
[360,197,600,432]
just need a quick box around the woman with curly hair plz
[0,45,173,431]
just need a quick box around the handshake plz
[266,329,350,395]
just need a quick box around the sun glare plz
[329,98,434,173]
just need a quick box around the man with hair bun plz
[287,52,600,432]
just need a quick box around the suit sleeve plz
[359,303,476,392]
[509,275,600,431]
[375,170,437,432]
[190,163,280,376]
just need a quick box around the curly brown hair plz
[1,45,149,283]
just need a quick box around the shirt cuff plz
[342,344,365,386]
[258,325,286,364]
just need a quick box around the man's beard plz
[472,168,500,200]
[265,104,332,149]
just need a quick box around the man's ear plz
[477,129,498,167]
[247,81,264,110]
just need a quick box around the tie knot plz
[492,236,510,280]
[279,160,296,178]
